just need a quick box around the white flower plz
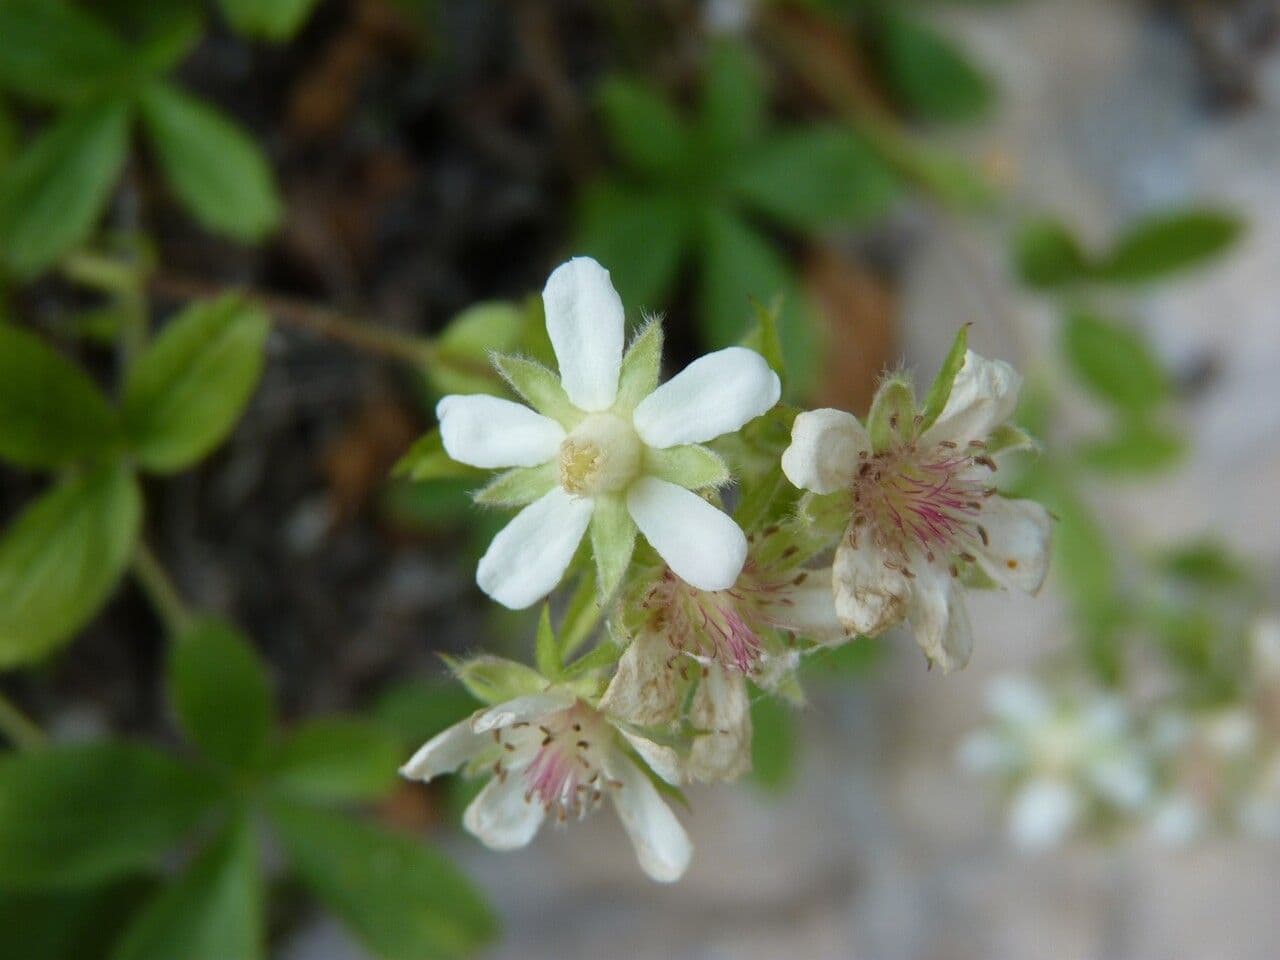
[400,689,692,883]
[781,349,1052,672]
[437,257,780,609]
[601,528,844,782]
[960,676,1152,851]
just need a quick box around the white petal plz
[1087,754,1151,810]
[956,731,1016,774]
[471,691,576,733]
[922,350,1021,445]
[831,539,910,637]
[476,487,593,609]
[463,774,546,851]
[621,731,683,786]
[436,394,565,468]
[687,666,751,783]
[766,565,847,644]
[599,633,681,728]
[1008,778,1079,852]
[907,560,973,673]
[986,676,1052,726]
[400,717,489,782]
[542,257,624,412]
[780,408,869,494]
[631,347,781,448]
[974,496,1053,594]
[625,477,746,591]
[604,751,692,883]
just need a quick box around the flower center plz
[643,555,802,675]
[495,703,616,821]
[850,439,997,574]
[558,413,641,497]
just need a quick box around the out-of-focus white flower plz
[401,689,691,883]
[960,675,1152,851]
[437,256,780,609]
[781,350,1052,672]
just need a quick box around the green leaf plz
[1013,218,1089,288]
[138,82,281,242]
[866,374,916,451]
[749,693,795,791]
[392,429,486,482]
[0,742,217,889]
[729,127,898,229]
[700,40,766,156]
[614,318,664,412]
[0,462,141,667]
[269,801,497,959]
[597,78,689,178]
[589,494,637,602]
[1095,209,1243,283]
[0,878,153,960]
[473,463,557,507]
[919,325,968,431]
[217,0,321,41]
[1156,540,1252,591]
[491,353,580,427]
[123,294,270,472]
[1077,420,1186,475]
[427,302,521,396]
[871,10,994,122]
[112,815,262,960]
[0,324,120,468]
[575,180,688,312]
[0,0,129,105]
[534,604,561,680]
[1062,312,1167,413]
[266,717,401,805]
[443,654,547,705]
[169,617,274,769]
[644,444,730,489]
[0,100,130,277]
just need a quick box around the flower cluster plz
[399,257,1053,880]
[963,619,1280,850]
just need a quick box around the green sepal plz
[491,353,580,427]
[739,296,785,379]
[472,463,556,507]
[613,318,663,412]
[919,325,968,431]
[643,444,729,490]
[392,428,485,482]
[441,654,548,706]
[589,494,637,602]
[561,638,624,682]
[866,374,917,452]
[796,489,852,544]
[534,604,562,680]
[986,423,1038,457]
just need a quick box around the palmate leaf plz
[138,82,281,243]
[168,617,275,769]
[0,462,142,667]
[264,718,402,805]
[575,180,688,313]
[111,814,262,960]
[0,742,218,889]
[699,40,767,158]
[0,0,130,105]
[269,801,497,960]
[1062,312,1167,414]
[123,294,270,472]
[0,99,130,277]
[597,77,690,178]
[870,10,994,123]
[0,324,121,469]
[218,0,322,41]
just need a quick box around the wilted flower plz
[781,345,1052,671]
[960,676,1152,851]
[436,256,780,609]
[602,525,845,782]
[401,687,692,882]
